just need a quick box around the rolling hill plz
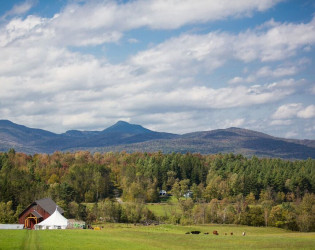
[0,119,314,159]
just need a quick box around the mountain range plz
[0,119,314,159]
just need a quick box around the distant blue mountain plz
[102,121,152,134]
[63,130,100,137]
[0,120,314,159]
[75,121,178,148]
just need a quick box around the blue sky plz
[0,0,315,139]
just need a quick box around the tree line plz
[0,149,314,231]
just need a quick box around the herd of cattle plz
[186,230,246,236]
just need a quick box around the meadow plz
[1,224,315,250]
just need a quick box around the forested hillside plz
[0,149,314,231]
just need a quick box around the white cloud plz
[297,105,315,119]
[284,131,298,139]
[129,18,315,82]
[222,118,245,128]
[272,103,303,119]
[229,65,300,85]
[0,0,286,48]
[52,0,283,31]
[1,0,36,19]
[228,76,244,84]
[120,79,296,115]
[305,125,315,133]
[128,38,139,44]
[270,119,292,126]
[0,15,44,47]
[0,0,314,137]
[256,65,298,78]
[234,17,315,62]
[130,32,231,76]
[272,104,315,120]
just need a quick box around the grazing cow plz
[191,231,201,234]
[230,232,233,236]
[204,232,209,235]
[242,232,246,236]
[213,230,219,235]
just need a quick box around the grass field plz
[146,203,177,217]
[1,224,315,249]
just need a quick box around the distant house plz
[18,198,64,229]
[159,190,167,196]
[183,191,193,198]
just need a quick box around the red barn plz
[18,198,64,229]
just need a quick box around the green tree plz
[296,193,315,232]
[245,192,256,205]
[179,198,194,225]
[247,206,264,226]
[0,201,15,223]
[171,179,181,201]
[180,179,190,199]
[166,171,176,190]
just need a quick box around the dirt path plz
[22,230,40,250]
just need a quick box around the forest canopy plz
[0,149,314,231]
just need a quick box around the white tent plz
[35,208,68,230]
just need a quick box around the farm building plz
[183,191,193,198]
[0,224,24,230]
[68,219,86,229]
[159,190,167,196]
[18,198,64,229]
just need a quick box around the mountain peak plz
[102,121,152,134]
[115,121,131,126]
[0,119,314,159]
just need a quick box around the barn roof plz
[35,198,64,215]
[19,197,64,218]
[31,210,43,219]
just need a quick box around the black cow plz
[191,231,201,234]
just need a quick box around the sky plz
[0,0,315,139]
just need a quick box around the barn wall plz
[18,205,36,224]
[18,204,51,226]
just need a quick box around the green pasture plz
[146,203,177,217]
[1,224,315,249]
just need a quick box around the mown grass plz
[146,203,177,218]
[0,230,26,249]
[1,224,315,249]
[146,195,180,218]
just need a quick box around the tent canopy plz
[35,207,68,230]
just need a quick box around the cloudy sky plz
[0,0,315,139]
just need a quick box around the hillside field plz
[1,224,315,249]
